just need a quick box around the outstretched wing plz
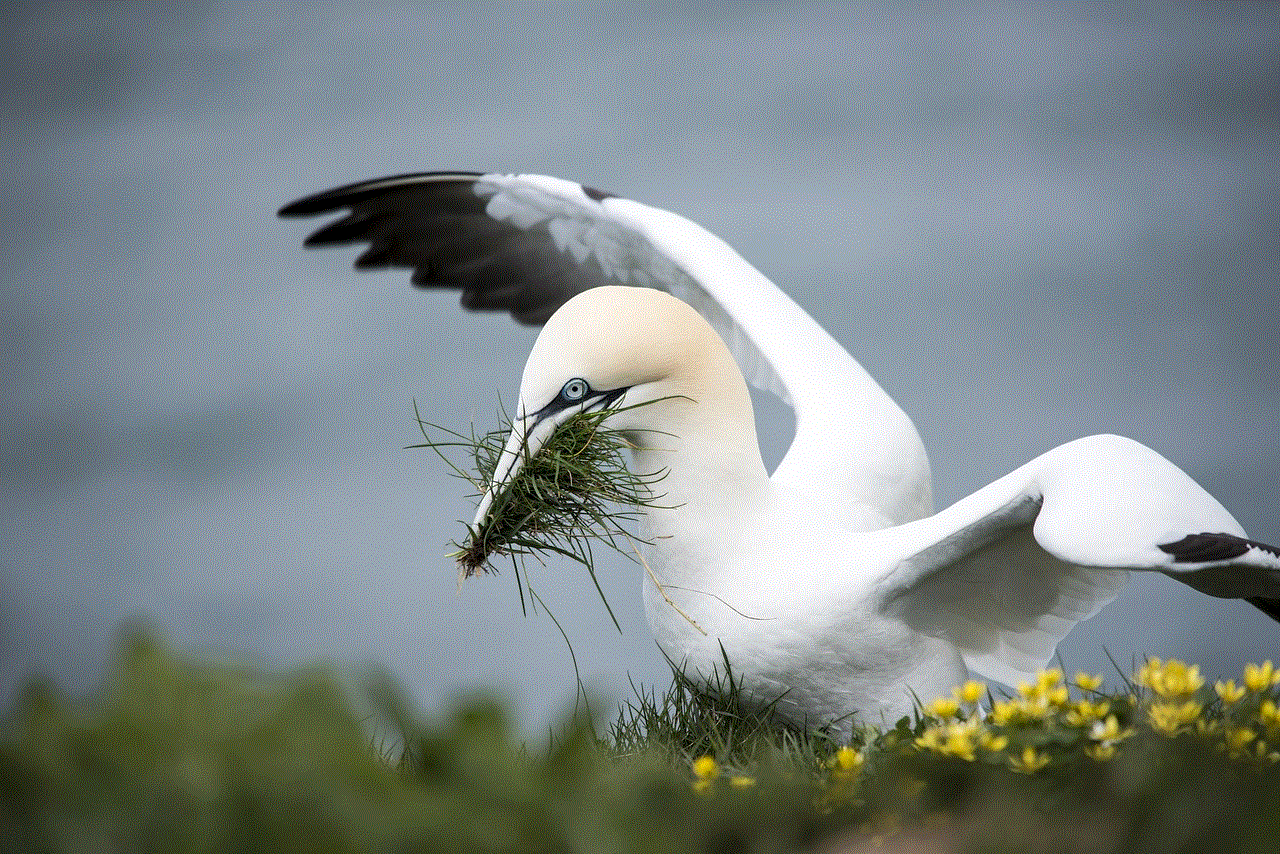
[280,172,932,526]
[869,433,1279,686]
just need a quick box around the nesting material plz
[413,401,668,584]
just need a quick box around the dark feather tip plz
[1246,597,1280,624]
[1158,532,1260,563]
[278,171,485,218]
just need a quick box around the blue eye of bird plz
[560,378,590,402]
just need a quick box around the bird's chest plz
[637,502,797,621]
[641,569,940,729]
[636,506,959,730]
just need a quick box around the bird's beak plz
[469,408,560,529]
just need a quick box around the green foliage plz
[3,629,1279,853]
[1,629,429,854]
[0,629,834,854]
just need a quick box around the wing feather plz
[281,171,932,524]
[874,434,1279,684]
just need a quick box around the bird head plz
[470,285,752,529]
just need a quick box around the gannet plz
[280,172,1280,731]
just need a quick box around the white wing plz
[280,172,932,526]
[868,433,1280,685]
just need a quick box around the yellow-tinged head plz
[471,286,763,529]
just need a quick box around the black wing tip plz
[298,212,376,247]
[582,185,617,202]
[1246,597,1280,624]
[1158,532,1280,564]
[277,170,486,218]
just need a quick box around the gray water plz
[3,3,1277,731]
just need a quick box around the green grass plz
[4,627,1278,854]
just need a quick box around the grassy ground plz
[3,628,1278,853]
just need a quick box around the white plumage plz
[281,172,1280,732]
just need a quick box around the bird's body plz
[281,172,1280,733]
[636,457,972,727]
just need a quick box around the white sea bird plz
[281,172,1280,732]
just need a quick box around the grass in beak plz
[411,399,671,627]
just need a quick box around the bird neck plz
[625,342,771,525]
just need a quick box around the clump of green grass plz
[608,647,830,769]
[412,399,670,626]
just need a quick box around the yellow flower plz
[729,775,756,789]
[1255,741,1280,763]
[1138,658,1204,699]
[990,695,1050,725]
[831,746,864,773]
[940,729,976,762]
[1015,669,1061,700]
[1259,700,1279,728]
[990,699,1020,727]
[1135,657,1162,690]
[1147,700,1203,736]
[1215,679,1246,704]
[977,730,1008,752]
[1074,672,1104,692]
[1006,668,1070,714]
[927,696,961,718]
[915,727,943,753]
[1008,746,1051,774]
[957,680,986,705]
[1223,726,1256,756]
[1037,668,1063,692]
[1089,714,1134,745]
[1195,718,1222,738]
[1024,698,1052,720]
[1243,661,1280,692]
[1085,717,1136,763]
[1084,742,1117,761]
[692,755,718,792]
[1065,699,1111,727]
[916,721,979,761]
